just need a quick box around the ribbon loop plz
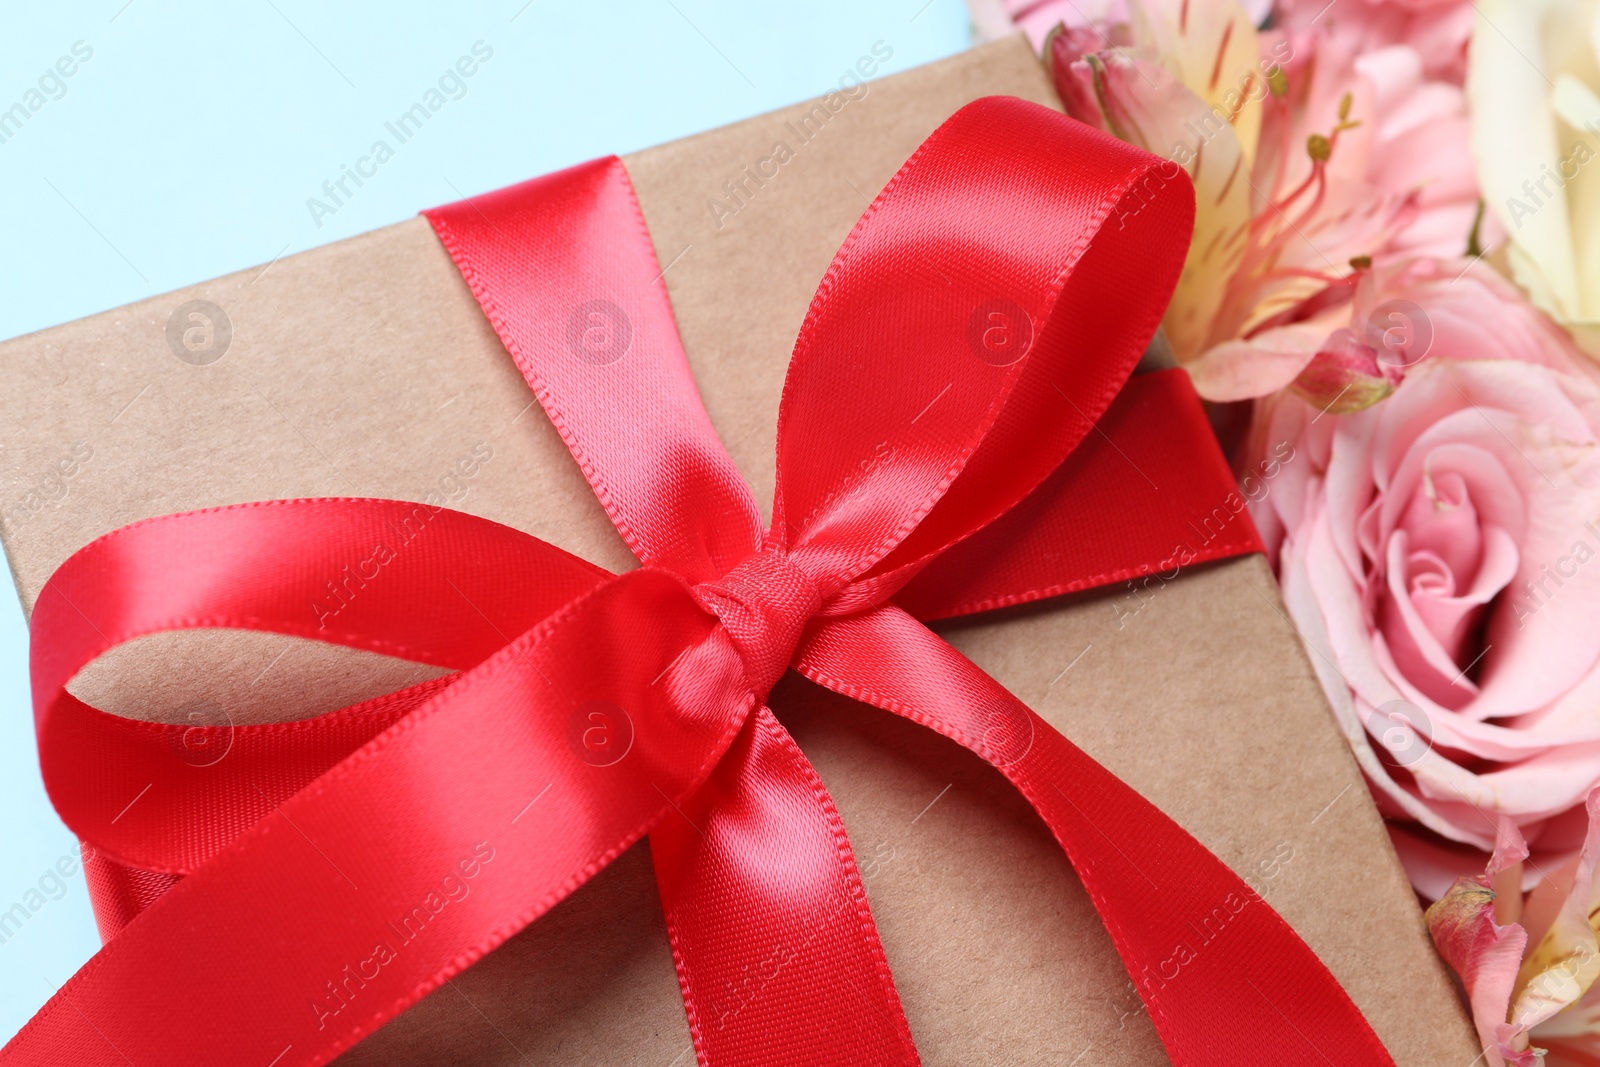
[30,499,608,876]
[771,97,1194,599]
[425,157,764,586]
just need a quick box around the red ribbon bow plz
[6,97,1395,1066]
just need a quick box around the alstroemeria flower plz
[1034,0,1486,400]
[1429,792,1600,1066]
[1468,0,1600,359]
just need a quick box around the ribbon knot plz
[693,543,823,695]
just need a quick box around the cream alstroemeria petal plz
[1510,791,1600,1031]
[1469,0,1583,320]
[1553,75,1600,327]
[1166,115,1255,362]
[1551,74,1600,133]
[1059,46,1255,363]
[1129,0,1264,163]
[1593,0,1600,67]
[1529,978,1600,1052]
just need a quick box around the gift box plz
[0,35,1478,1066]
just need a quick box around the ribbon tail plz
[3,570,752,1067]
[892,369,1264,622]
[795,605,1398,1067]
[651,705,919,1067]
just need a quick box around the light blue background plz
[0,0,972,1038]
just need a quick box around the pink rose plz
[1242,259,1600,899]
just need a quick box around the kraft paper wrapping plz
[0,36,1476,1066]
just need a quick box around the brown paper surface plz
[0,36,1476,1065]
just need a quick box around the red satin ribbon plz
[4,97,1394,1066]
